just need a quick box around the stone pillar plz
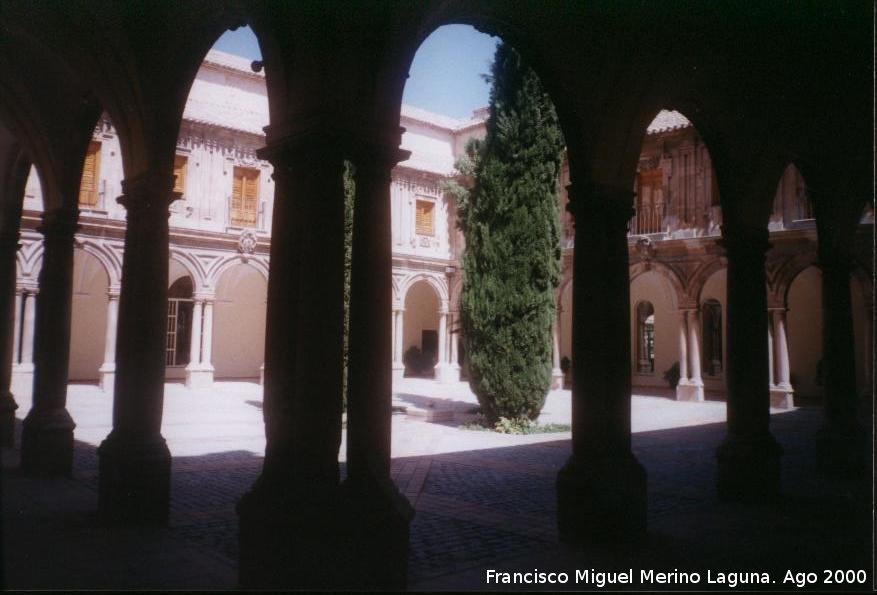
[449,312,461,381]
[12,287,36,394]
[98,171,177,522]
[184,299,205,388]
[343,145,413,589]
[769,308,794,408]
[98,288,120,392]
[557,182,646,544]
[815,225,864,472]
[21,208,78,476]
[551,314,564,389]
[238,132,349,588]
[0,229,20,447]
[675,309,690,400]
[435,307,454,383]
[201,299,214,371]
[715,224,781,501]
[12,290,22,365]
[392,307,404,382]
[686,308,705,401]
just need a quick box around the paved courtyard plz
[2,379,872,590]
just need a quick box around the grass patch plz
[460,414,570,435]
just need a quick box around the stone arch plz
[68,248,110,382]
[74,238,122,287]
[402,278,443,378]
[630,261,685,310]
[630,269,680,388]
[785,265,824,400]
[398,272,449,310]
[169,248,207,293]
[213,261,268,380]
[207,254,269,290]
[689,257,727,305]
[773,251,818,308]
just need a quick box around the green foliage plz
[458,42,565,424]
[460,414,570,434]
[663,361,680,389]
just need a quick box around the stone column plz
[0,228,20,447]
[238,132,349,588]
[551,314,564,389]
[557,181,646,544]
[686,308,705,401]
[98,288,120,392]
[343,144,413,589]
[12,287,36,394]
[12,290,22,365]
[449,312,461,381]
[767,320,775,387]
[98,171,177,522]
[715,224,781,500]
[21,208,78,476]
[815,218,864,472]
[435,306,454,383]
[392,307,404,382]
[675,309,690,400]
[769,308,794,408]
[201,299,214,371]
[184,299,205,388]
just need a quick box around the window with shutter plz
[173,155,187,195]
[231,166,260,227]
[415,199,434,236]
[78,141,101,207]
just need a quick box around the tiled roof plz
[202,49,264,78]
[646,110,691,134]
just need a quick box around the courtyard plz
[2,380,871,590]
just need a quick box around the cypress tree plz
[458,42,564,424]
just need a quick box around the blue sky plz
[212,25,498,120]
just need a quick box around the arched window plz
[167,276,194,366]
[636,301,655,373]
[702,299,723,376]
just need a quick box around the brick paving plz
[2,381,873,590]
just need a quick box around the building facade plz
[11,50,873,410]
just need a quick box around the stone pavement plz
[1,380,872,590]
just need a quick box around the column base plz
[98,363,115,393]
[435,363,456,383]
[98,432,171,523]
[259,364,265,386]
[769,385,794,409]
[392,364,405,383]
[238,476,412,589]
[675,380,704,402]
[20,407,75,476]
[551,368,564,390]
[556,452,647,545]
[0,391,18,448]
[716,432,782,502]
[185,365,214,389]
[815,422,867,477]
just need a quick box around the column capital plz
[117,171,181,213]
[37,208,79,241]
[193,292,215,303]
[107,286,121,300]
[565,181,634,229]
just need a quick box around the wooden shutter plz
[78,141,101,207]
[232,166,259,227]
[415,199,434,235]
[173,155,187,194]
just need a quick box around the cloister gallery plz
[0,1,872,590]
